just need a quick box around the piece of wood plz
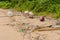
[33,27,60,32]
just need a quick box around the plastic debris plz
[19,29,24,32]
[24,11,29,14]
[39,16,45,21]
[7,10,13,17]
[24,11,29,17]
[29,12,34,18]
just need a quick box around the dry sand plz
[0,9,60,40]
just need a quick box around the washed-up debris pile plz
[0,9,60,40]
[6,10,60,32]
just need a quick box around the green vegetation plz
[0,0,60,18]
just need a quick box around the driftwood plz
[33,27,60,32]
